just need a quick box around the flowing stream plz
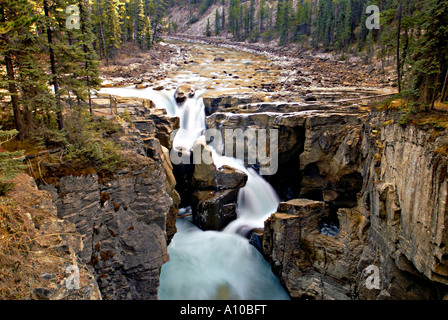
[158,91,288,300]
[100,42,290,300]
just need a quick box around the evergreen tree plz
[215,8,220,35]
[144,16,153,50]
[221,7,225,31]
[276,0,293,45]
[102,0,122,58]
[205,18,211,36]
[78,0,101,112]
[411,0,448,107]
[136,0,146,49]
[42,0,64,130]
[148,0,166,45]
[257,0,266,33]
[0,0,39,139]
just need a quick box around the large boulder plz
[174,84,195,103]
[191,139,247,231]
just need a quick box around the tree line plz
[184,0,447,107]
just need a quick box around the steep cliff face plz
[261,108,448,300]
[356,111,448,299]
[1,174,101,300]
[40,109,180,300]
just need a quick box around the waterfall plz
[101,86,288,300]
[168,90,280,234]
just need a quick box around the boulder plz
[174,84,195,103]
[192,189,239,231]
[216,165,247,190]
[190,140,248,231]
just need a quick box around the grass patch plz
[375,93,448,132]
[0,197,36,299]
[3,109,126,187]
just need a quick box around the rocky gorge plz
[6,39,447,300]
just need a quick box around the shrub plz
[63,110,123,176]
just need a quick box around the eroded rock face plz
[5,174,101,300]
[263,199,364,300]
[355,111,448,299]
[40,112,180,300]
[259,109,448,300]
[206,108,365,205]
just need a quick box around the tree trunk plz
[0,4,25,140]
[441,69,448,102]
[5,54,25,140]
[396,0,403,93]
[152,20,158,46]
[79,0,93,114]
[43,0,63,130]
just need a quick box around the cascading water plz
[160,90,288,300]
[100,85,289,300]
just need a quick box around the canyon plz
[13,39,448,300]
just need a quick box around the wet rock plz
[263,199,366,300]
[174,84,195,103]
[192,189,239,231]
[192,139,216,189]
[190,140,247,231]
[216,165,247,190]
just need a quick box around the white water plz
[100,86,288,300]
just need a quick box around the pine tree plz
[0,1,28,140]
[102,0,122,58]
[136,0,146,49]
[0,0,54,138]
[411,0,448,107]
[221,7,225,31]
[229,0,240,39]
[257,0,266,33]
[78,0,101,112]
[205,18,212,36]
[144,16,153,50]
[148,0,166,45]
[248,0,255,34]
[43,0,64,130]
[276,0,293,45]
[215,8,220,35]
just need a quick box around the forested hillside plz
[167,0,448,107]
